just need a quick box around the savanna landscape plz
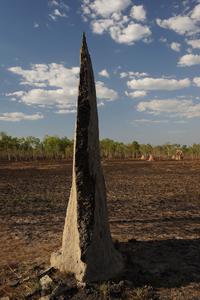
[1,0,200,299]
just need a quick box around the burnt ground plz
[1,160,200,299]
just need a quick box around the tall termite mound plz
[51,33,124,282]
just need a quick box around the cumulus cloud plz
[7,63,118,108]
[159,37,167,43]
[13,89,70,106]
[156,3,200,36]
[156,16,199,36]
[82,0,151,45]
[8,64,79,88]
[48,0,69,21]
[86,0,131,18]
[186,39,200,49]
[133,118,169,124]
[120,71,148,78]
[34,23,39,28]
[178,54,200,66]
[55,109,76,114]
[193,77,200,86]
[159,38,181,52]
[109,23,151,45]
[170,42,181,52]
[99,69,110,78]
[127,77,190,91]
[191,3,200,19]
[6,91,25,97]
[0,112,43,122]
[125,90,147,98]
[137,98,200,118]
[50,8,67,19]
[91,18,114,34]
[130,5,146,22]
[96,81,118,100]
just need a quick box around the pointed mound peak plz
[81,32,89,56]
[82,32,86,45]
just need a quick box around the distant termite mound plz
[148,154,155,161]
[172,150,184,161]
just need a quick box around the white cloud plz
[109,23,151,45]
[91,18,114,34]
[133,118,169,124]
[8,64,79,88]
[7,63,118,108]
[127,77,190,91]
[191,3,200,19]
[86,0,131,17]
[174,120,187,124]
[49,0,59,6]
[156,3,200,36]
[99,69,110,78]
[98,101,105,107]
[120,71,148,78]
[53,8,66,17]
[0,112,43,122]
[34,23,39,28]
[159,38,181,52]
[49,14,57,21]
[130,5,146,22]
[55,109,76,114]
[156,16,199,36]
[178,54,200,66]
[186,39,200,49]
[96,81,118,100]
[137,98,200,118]
[82,0,151,45]
[120,72,128,78]
[193,77,200,86]
[160,36,167,43]
[186,47,193,53]
[170,42,181,52]
[6,91,25,98]
[125,90,147,98]
[49,0,69,21]
[16,89,69,106]
[49,0,69,10]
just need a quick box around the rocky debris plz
[39,297,50,300]
[24,283,41,299]
[38,267,54,279]
[109,281,125,298]
[76,281,86,289]
[0,262,160,300]
[50,281,77,299]
[40,275,53,291]
[9,279,19,287]
[124,285,159,300]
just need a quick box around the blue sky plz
[1,0,200,144]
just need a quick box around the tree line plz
[1,132,200,161]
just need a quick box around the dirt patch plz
[1,160,200,299]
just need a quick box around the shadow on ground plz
[118,238,200,289]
